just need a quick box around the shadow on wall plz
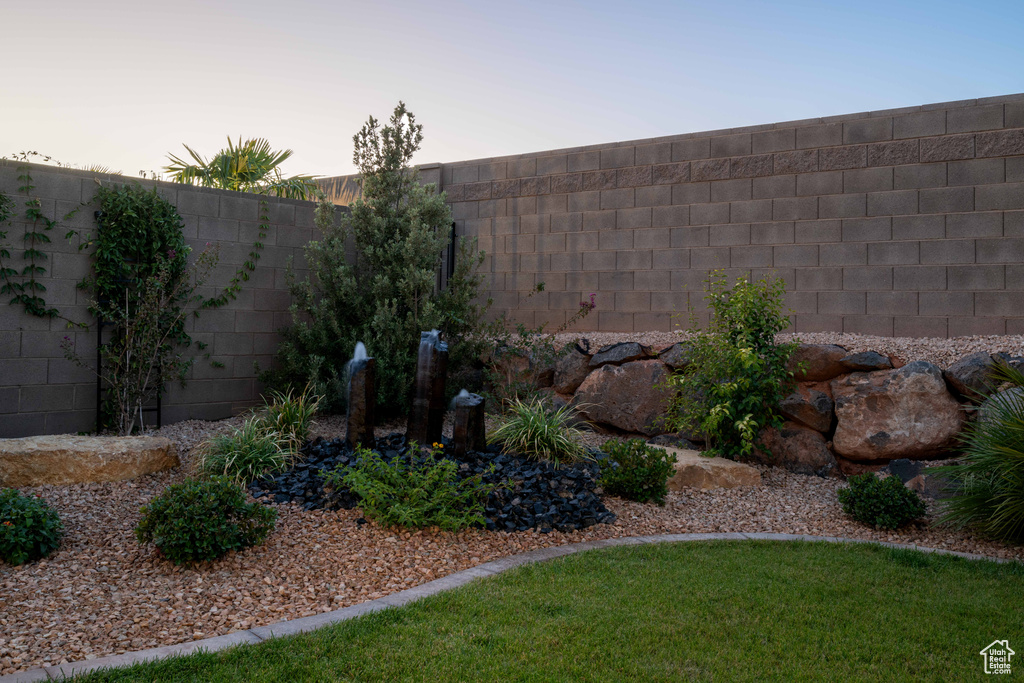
[318,175,362,206]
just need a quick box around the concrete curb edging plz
[3,533,1017,682]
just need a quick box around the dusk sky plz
[3,0,1022,179]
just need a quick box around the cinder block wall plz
[0,161,325,437]
[441,95,1024,336]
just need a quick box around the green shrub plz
[327,446,497,530]
[268,102,487,414]
[665,272,798,459]
[599,439,678,505]
[135,476,277,565]
[937,361,1024,542]
[262,383,322,450]
[196,416,293,485]
[487,398,591,465]
[0,489,63,565]
[837,474,926,530]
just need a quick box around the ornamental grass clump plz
[135,476,277,565]
[938,361,1024,543]
[487,398,591,466]
[0,488,63,565]
[599,439,678,505]
[326,445,497,531]
[837,473,926,530]
[261,383,322,451]
[196,416,292,485]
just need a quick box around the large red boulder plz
[831,361,964,461]
[787,344,848,382]
[575,360,673,435]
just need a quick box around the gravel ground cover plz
[4,332,1024,676]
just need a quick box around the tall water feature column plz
[406,330,448,446]
[451,390,486,458]
[345,342,376,449]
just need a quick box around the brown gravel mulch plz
[4,332,1024,675]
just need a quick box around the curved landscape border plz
[3,532,1018,683]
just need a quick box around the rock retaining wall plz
[544,340,1014,477]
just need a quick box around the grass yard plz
[75,541,1023,682]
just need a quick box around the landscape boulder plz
[754,423,838,477]
[553,344,593,394]
[840,351,893,372]
[658,342,692,371]
[943,352,997,402]
[788,344,848,381]
[659,446,762,490]
[0,435,179,486]
[576,360,672,435]
[831,361,964,461]
[588,342,654,368]
[778,386,834,433]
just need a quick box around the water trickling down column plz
[406,330,448,446]
[345,342,377,449]
[451,390,486,458]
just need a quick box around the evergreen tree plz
[270,102,486,413]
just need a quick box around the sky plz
[2,0,1023,179]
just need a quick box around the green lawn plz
[75,541,1023,682]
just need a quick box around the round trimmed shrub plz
[0,488,64,565]
[135,476,277,565]
[838,473,926,530]
[599,439,678,505]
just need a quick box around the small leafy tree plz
[665,272,797,459]
[270,102,486,413]
[165,137,320,200]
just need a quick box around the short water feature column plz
[451,390,486,458]
[345,342,376,449]
[406,330,448,446]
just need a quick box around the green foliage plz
[63,246,219,435]
[327,445,497,530]
[483,286,596,410]
[165,137,320,200]
[270,102,486,413]
[838,474,926,530]
[86,184,190,314]
[196,416,293,485]
[135,476,277,565]
[0,156,82,322]
[599,439,678,505]
[665,272,798,459]
[937,361,1024,542]
[261,384,322,451]
[487,398,591,466]
[0,488,64,565]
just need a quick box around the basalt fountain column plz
[406,330,448,446]
[345,342,376,449]
[451,390,486,458]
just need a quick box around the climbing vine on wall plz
[201,198,269,309]
[0,157,83,324]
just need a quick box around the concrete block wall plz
[0,161,325,437]
[441,94,1024,336]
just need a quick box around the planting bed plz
[251,435,616,532]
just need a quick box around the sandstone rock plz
[0,435,179,487]
[588,342,654,369]
[553,344,593,394]
[831,361,964,461]
[659,446,762,490]
[944,352,997,402]
[658,342,692,371]
[840,351,893,372]
[755,423,838,477]
[779,386,834,433]
[576,360,672,435]
[788,344,848,381]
